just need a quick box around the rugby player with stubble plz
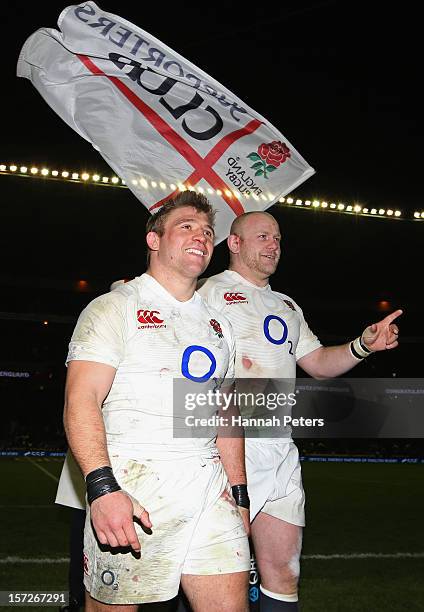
[63,193,251,612]
[198,211,402,611]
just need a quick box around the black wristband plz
[349,341,364,360]
[231,484,250,509]
[359,337,372,354]
[86,466,121,505]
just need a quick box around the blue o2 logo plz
[181,345,217,382]
[249,587,259,602]
[263,315,288,345]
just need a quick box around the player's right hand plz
[90,490,152,552]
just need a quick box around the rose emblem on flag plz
[247,141,291,179]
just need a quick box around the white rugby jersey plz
[67,273,235,454]
[198,270,321,378]
[198,270,321,438]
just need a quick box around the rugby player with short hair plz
[64,193,250,612]
[198,211,402,611]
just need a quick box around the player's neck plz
[146,268,197,302]
[228,264,269,287]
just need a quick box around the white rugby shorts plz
[246,439,305,526]
[84,452,250,604]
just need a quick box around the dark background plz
[1,1,421,450]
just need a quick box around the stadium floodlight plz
[0,164,415,224]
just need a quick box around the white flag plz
[17,2,315,242]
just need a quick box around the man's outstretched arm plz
[298,309,402,379]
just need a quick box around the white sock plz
[260,585,299,602]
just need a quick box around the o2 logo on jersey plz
[249,587,259,603]
[181,345,217,382]
[137,309,166,329]
[263,315,294,354]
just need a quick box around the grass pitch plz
[0,458,422,611]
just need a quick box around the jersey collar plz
[225,269,271,291]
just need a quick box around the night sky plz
[3,1,420,211]
[1,0,420,346]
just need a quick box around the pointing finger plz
[383,309,403,325]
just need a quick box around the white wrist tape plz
[349,336,372,360]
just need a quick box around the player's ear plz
[227,233,240,254]
[146,231,160,253]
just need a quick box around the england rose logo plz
[247,141,291,179]
[209,319,224,338]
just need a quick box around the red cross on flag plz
[17,2,315,243]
